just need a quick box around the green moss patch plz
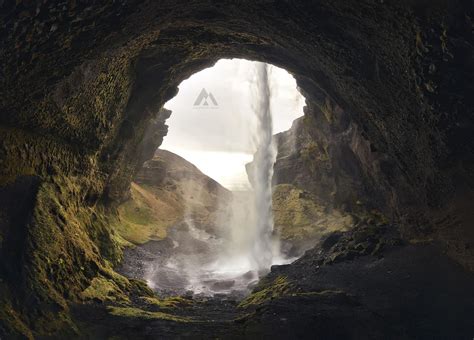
[0,174,135,337]
[139,296,193,309]
[80,276,130,303]
[272,184,354,245]
[238,276,292,308]
[107,306,191,323]
[116,182,182,244]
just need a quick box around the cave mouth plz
[117,59,306,297]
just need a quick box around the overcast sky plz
[161,59,305,190]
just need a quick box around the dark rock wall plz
[270,102,408,216]
[0,0,473,337]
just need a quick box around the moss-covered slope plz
[115,149,231,245]
[272,184,354,255]
[116,182,182,244]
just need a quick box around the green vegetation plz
[238,276,292,308]
[140,296,193,309]
[116,182,182,244]
[299,139,330,172]
[272,184,353,245]
[0,173,151,337]
[0,28,172,338]
[320,97,334,123]
[107,306,192,323]
[80,276,130,303]
[114,151,230,245]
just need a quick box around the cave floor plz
[117,222,263,297]
[69,224,474,339]
[71,296,242,339]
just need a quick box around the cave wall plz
[0,0,473,337]
[270,97,412,216]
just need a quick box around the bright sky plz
[161,59,305,190]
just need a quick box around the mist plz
[139,59,303,297]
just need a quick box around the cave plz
[1,1,474,339]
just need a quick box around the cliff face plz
[272,184,355,257]
[270,113,390,213]
[0,0,473,337]
[270,93,474,270]
[254,114,386,256]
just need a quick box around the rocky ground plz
[91,147,474,339]
[65,215,474,339]
[117,221,247,297]
[114,148,357,297]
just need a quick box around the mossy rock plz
[0,294,34,340]
[106,306,192,323]
[139,296,193,309]
[115,182,183,244]
[238,276,292,308]
[80,276,130,303]
[272,184,354,247]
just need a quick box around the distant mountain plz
[115,149,231,245]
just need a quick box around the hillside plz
[115,149,231,244]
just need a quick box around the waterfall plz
[203,61,279,279]
[249,62,278,271]
[141,60,284,297]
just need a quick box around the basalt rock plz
[241,224,474,339]
[272,184,355,257]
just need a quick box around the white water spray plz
[139,61,292,297]
[213,62,280,276]
[249,62,278,271]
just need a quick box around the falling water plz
[249,62,278,271]
[213,62,279,277]
[138,61,285,297]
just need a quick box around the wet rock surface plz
[73,223,474,339]
[246,237,474,338]
[118,221,261,299]
[271,183,355,257]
